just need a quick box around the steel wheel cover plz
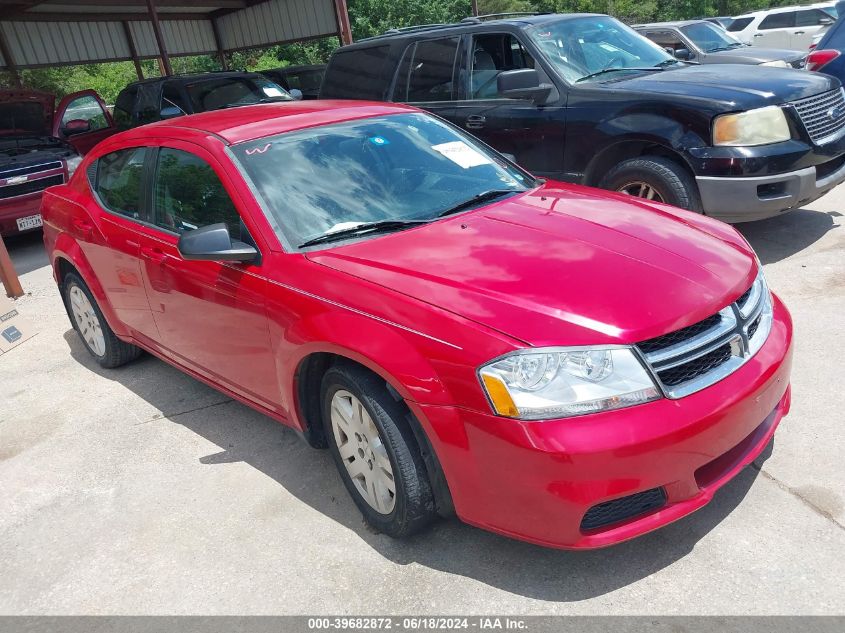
[617,181,665,202]
[330,389,396,514]
[69,286,106,357]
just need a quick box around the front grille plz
[0,161,63,180]
[657,344,732,387]
[635,274,772,399]
[580,488,667,532]
[791,88,845,144]
[0,174,63,199]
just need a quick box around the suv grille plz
[580,488,667,532]
[0,161,63,180]
[791,88,845,144]
[0,174,63,200]
[636,273,772,399]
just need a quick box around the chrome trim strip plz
[644,306,736,366]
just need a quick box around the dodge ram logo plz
[5,175,28,185]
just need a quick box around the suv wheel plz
[321,364,436,537]
[601,156,702,212]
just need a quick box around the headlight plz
[713,106,791,146]
[478,347,661,420]
[759,60,789,68]
[65,154,83,177]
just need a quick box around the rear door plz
[753,11,795,48]
[54,90,117,155]
[393,36,462,121]
[793,9,835,49]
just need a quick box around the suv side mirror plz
[289,88,304,101]
[177,223,258,263]
[497,69,552,103]
[674,48,692,60]
[820,17,834,25]
[62,119,90,136]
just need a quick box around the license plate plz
[16,214,42,231]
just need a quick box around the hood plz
[608,64,837,107]
[306,185,757,347]
[704,48,806,65]
[0,89,55,138]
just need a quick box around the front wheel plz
[601,156,702,212]
[321,364,436,538]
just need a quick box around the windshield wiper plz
[298,219,428,248]
[435,189,521,218]
[654,58,683,67]
[576,67,664,83]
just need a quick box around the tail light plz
[806,49,840,71]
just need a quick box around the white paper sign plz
[262,86,285,97]
[432,141,493,169]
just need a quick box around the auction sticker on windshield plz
[432,141,492,169]
[16,214,42,232]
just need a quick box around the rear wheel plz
[601,156,702,212]
[63,272,141,368]
[321,364,436,537]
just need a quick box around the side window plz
[153,148,241,235]
[760,12,795,30]
[161,83,188,116]
[727,17,753,32]
[94,147,147,220]
[113,87,137,130]
[796,9,829,27]
[399,37,460,103]
[321,46,392,100]
[61,94,108,132]
[642,31,686,55]
[468,34,538,100]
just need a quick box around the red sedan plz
[41,101,793,549]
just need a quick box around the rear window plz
[727,17,753,32]
[185,76,291,112]
[321,46,392,100]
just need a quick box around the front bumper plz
[696,155,845,222]
[413,295,793,549]
[0,192,44,236]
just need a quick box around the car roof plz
[635,20,706,29]
[346,13,601,47]
[116,100,418,145]
[736,4,831,17]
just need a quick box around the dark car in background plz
[807,9,845,81]
[321,13,845,222]
[112,71,294,129]
[261,64,325,100]
[635,20,806,68]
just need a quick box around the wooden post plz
[145,0,173,76]
[211,18,229,70]
[471,0,479,17]
[122,21,144,80]
[333,0,353,45]
[0,26,22,88]
[0,236,23,299]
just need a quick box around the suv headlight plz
[478,347,661,420]
[713,106,791,146]
[65,154,83,177]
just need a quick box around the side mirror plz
[62,119,90,136]
[497,69,552,103]
[159,105,184,120]
[289,88,304,101]
[820,17,834,25]
[177,223,258,263]
[674,48,692,60]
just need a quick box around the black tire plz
[600,156,702,212]
[63,272,142,369]
[321,364,436,538]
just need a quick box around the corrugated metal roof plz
[217,0,338,51]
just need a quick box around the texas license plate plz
[16,214,42,231]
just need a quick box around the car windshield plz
[0,102,49,137]
[681,21,745,52]
[185,76,293,112]
[526,16,677,83]
[232,113,533,249]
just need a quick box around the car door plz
[135,142,280,411]
[753,11,795,48]
[450,32,566,179]
[82,146,160,342]
[53,90,117,155]
[793,9,834,49]
[393,36,462,121]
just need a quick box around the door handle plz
[794,31,805,35]
[141,246,169,264]
[466,115,487,130]
[754,33,764,37]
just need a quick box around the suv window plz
[760,12,795,29]
[162,83,188,115]
[396,37,459,102]
[727,17,753,32]
[153,148,241,234]
[113,87,137,130]
[94,147,147,219]
[796,9,830,27]
[61,94,109,132]
[185,76,289,112]
[468,33,537,99]
[321,45,392,100]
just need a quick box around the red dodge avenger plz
[42,101,792,549]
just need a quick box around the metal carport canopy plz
[0,0,353,83]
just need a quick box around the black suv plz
[113,71,294,130]
[321,13,845,222]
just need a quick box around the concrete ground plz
[1,191,843,616]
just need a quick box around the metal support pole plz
[0,26,22,88]
[333,0,353,45]
[211,18,229,70]
[145,0,172,76]
[122,21,144,80]
[0,237,23,299]
[471,0,479,17]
